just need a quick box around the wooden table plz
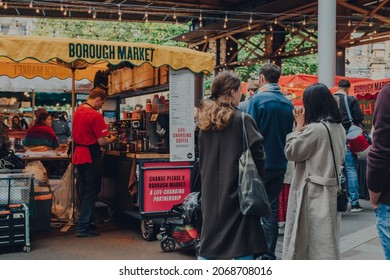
[21,155,70,178]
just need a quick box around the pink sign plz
[143,162,191,212]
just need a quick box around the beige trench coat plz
[282,121,346,260]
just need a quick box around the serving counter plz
[101,151,192,240]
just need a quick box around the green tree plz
[32,18,188,47]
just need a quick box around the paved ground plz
[0,199,384,260]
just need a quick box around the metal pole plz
[70,68,76,224]
[318,0,336,87]
[31,89,35,124]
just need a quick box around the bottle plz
[145,99,152,112]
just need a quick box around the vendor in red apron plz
[72,88,117,237]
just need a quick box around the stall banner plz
[350,78,390,100]
[0,57,103,81]
[360,99,375,131]
[0,36,214,74]
[143,162,191,213]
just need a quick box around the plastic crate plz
[0,204,31,253]
[0,173,34,206]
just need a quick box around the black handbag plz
[322,122,348,212]
[238,113,270,217]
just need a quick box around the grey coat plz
[199,109,268,259]
[282,121,346,260]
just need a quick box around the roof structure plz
[0,1,389,69]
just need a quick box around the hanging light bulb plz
[4,2,8,9]
[145,10,148,22]
[182,35,185,39]
[119,14,122,21]
[249,13,253,24]
[36,7,40,13]
[29,1,33,8]
[348,20,351,27]
[369,19,373,27]
[199,11,202,21]
[63,9,67,16]
[199,20,203,28]
[274,15,278,24]
[248,23,251,30]
[270,24,273,32]
[224,12,228,23]
[223,21,227,29]
[60,5,64,12]
[303,16,306,26]
[93,11,97,19]
[88,7,92,14]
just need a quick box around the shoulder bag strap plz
[241,112,249,151]
[321,122,340,188]
[343,95,353,124]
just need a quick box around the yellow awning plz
[0,57,105,81]
[0,35,215,75]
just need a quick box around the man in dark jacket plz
[238,63,294,259]
[367,84,390,260]
[334,80,364,212]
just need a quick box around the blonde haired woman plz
[197,71,268,260]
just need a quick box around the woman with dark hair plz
[197,71,268,260]
[23,111,59,150]
[11,115,22,130]
[282,83,346,260]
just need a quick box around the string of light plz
[0,0,383,29]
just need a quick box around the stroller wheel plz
[161,237,176,252]
[140,220,156,241]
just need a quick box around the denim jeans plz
[76,163,101,233]
[260,169,286,259]
[374,203,390,260]
[344,147,360,206]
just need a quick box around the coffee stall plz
[100,59,214,240]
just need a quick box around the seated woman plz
[11,115,22,130]
[23,111,59,150]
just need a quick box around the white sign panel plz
[169,69,195,162]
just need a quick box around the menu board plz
[169,69,195,162]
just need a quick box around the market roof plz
[1,1,390,69]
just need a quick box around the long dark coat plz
[198,109,268,259]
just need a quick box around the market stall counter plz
[101,151,192,240]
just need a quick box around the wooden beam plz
[340,0,389,41]
[337,0,390,24]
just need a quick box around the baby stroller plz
[157,192,201,253]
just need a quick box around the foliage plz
[234,33,318,81]
[31,18,188,47]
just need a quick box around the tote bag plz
[343,95,371,158]
[238,113,270,217]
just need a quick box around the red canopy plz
[278,74,372,105]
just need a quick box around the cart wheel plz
[140,220,156,241]
[161,237,176,252]
[23,246,31,253]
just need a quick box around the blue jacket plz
[238,83,294,170]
